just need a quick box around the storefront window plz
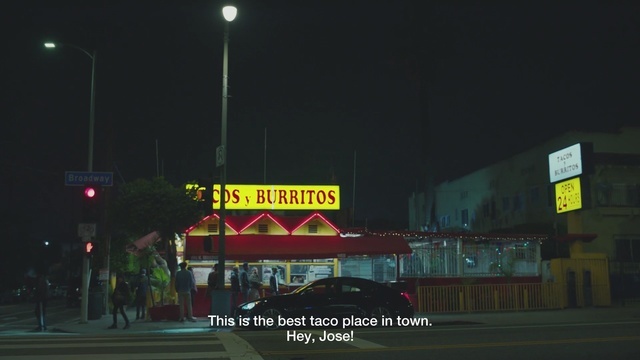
[186,259,337,287]
[190,266,211,286]
[231,262,285,286]
[290,263,334,284]
[340,255,397,283]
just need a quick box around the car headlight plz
[241,301,261,310]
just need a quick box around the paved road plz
[2,302,640,359]
[0,299,78,332]
[3,322,639,360]
[236,320,640,360]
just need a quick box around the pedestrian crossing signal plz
[85,241,95,256]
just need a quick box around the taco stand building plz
[177,184,550,317]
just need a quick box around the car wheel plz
[261,308,283,330]
[369,306,392,325]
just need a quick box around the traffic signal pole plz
[80,244,90,323]
[103,235,110,315]
[46,43,98,325]
[80,185,98,324]
[80,48,96,325]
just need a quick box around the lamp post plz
[212,5,237,317]
[44,42,98,324]
[44,43,96,172]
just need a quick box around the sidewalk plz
[0,307,221,337]
[2,304,640,336]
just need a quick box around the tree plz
[489,250,516,281]
[110,177,201,276]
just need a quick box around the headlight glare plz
[241,301,260,310]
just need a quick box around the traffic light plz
[84,241,95,257]
[197,178,213,216]
[82,184,102,222]
[83,183,101,201]
[84,186,97,198]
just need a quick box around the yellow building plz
[411,126,640,304]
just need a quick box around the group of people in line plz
[108,261,282,329]
[176,261,281,323]
[212,262,281,304]
[28,260,283,330]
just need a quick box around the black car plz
[234,277,414,330]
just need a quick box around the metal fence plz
[401,241,540,278]
[416,283,563,313]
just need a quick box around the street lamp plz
[212,5,237,317]
[44,42,96,172]
[44,41,97,324]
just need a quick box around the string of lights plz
[339,229,548,243]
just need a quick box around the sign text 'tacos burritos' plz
[212,184,340,210]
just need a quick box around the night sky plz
[2,1,639,260]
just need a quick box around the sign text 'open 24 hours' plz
[555,177,582,213]
[212,184,340,210]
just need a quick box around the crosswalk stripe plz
[305,330,386,349]
[0,339,221,349]
[217,332,265,360]
[0,332,263,360]
[0,352,232,360]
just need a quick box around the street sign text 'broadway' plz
[65,171,114,186]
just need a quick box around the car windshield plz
[290,279,331,295]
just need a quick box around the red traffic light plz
[84,186,96,198]
[82,184,101,222]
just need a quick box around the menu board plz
[191,267,211,285]
[190,266,233,286]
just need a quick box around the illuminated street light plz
[44,41,98,324]
[212,5,237,317]
[43,42,96,172]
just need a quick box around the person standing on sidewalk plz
[269,267,279,296]
[188,266,198,308]
[239,262,250,303]
[176,262,197,322]
[229,266,240,307]
[109,274,131,329]
[134,269,148,321]
[34,270,49,331]
[248,267,261,301]
[206,264,218,312]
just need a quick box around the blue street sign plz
[65,171,114,186]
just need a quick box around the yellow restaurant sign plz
[555,177,582,213]
[184,184,340,210]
